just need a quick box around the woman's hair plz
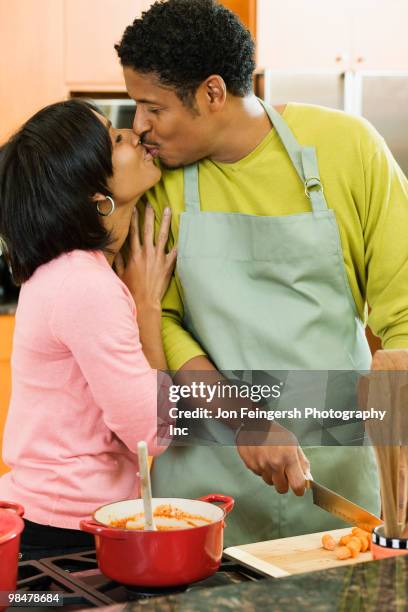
[0,98,114,284]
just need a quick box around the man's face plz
[124,67,214,169]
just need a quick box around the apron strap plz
[183,101,329,214]
[183,163,200,213]
[301,147,328,213]
[259,99,305,180]
[259,99,328,213]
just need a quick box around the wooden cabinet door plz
[0,361,11,476]
[351,0,408,71]
[256,0,352,71]
[0,316,14,476]
[65,0,153,90]
[219,0,256,37]
[0,0,66,143]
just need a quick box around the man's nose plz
[132,107,150,138]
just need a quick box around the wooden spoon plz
[137,441,156,531]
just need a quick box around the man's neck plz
[209,96,285,164]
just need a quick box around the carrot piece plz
[322,534,336,551]
[347,537,362,558]
[352,527,372,551]
[366,535,372,550]
[336,546,352,560]
[352,527,370,538]
[339,534,353,546]
[356,534,369,552]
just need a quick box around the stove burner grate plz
[17,559,113,608]
[17,550,265,607]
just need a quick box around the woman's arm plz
[50,264,169,455]
[115,205,176,370]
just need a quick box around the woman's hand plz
[115,204,177,309]
[114,204,176,370]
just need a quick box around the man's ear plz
[203,75,227,110]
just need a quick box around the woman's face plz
[97,113,161,205]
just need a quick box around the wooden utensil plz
[137,441,156,531]
[368,350,408,538]
[365,369,400,537]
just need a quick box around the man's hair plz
[0,99,114,284]
[115,0,255,106]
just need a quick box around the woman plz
[0,99,176,560]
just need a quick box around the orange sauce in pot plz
[109,504,213,531]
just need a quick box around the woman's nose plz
[130,132,140,147]
[118,129,140,147]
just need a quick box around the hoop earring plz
[96,196,115,217]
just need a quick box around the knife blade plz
[306,479,382,531]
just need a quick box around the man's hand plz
[236,421,310,496]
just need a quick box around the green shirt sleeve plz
[144,187,207,371]
[365,135,408,348]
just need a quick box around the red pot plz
[80,494,234,587]
[0,501,25,609]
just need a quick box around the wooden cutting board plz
[224,528,373,577]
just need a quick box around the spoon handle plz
[137,441,156,531]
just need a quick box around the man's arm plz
[363,129,408,349]
[176,355,310,496]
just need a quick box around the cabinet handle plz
[356,57,365,63]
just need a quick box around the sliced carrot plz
[352,527,370,538]
[336,546,352,560]
[356,534,369,552]
[366,535,372,550]
[347,537,362,558]
[322,534,336,551]
[352,527,372,551]
[339,534,353,546]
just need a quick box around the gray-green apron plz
[152,101,380,546]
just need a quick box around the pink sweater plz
[0,250,164,529]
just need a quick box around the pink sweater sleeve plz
[50,264,162,455]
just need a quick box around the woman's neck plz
[102,200,137,266]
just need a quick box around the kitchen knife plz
[306,479,382,531]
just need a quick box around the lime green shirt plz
[145,103,408,371]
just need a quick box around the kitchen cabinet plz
[351,0,408,71]
[219,0,256,37]
[64,0,153,92]
[256,0,351,71]
[0,316,14,476]
[256,0,408,72]
[0,0,66,144]
[65,0,255,92]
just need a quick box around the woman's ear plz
[91,193,106,205]
[92,193,116,217]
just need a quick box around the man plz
[115,0,408,546]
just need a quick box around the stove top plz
[17,550,265,609]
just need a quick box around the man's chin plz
[159,153,204,170]
[158,157,185,170]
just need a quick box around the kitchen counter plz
[91,555,407,611]
[0,300,17,314]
